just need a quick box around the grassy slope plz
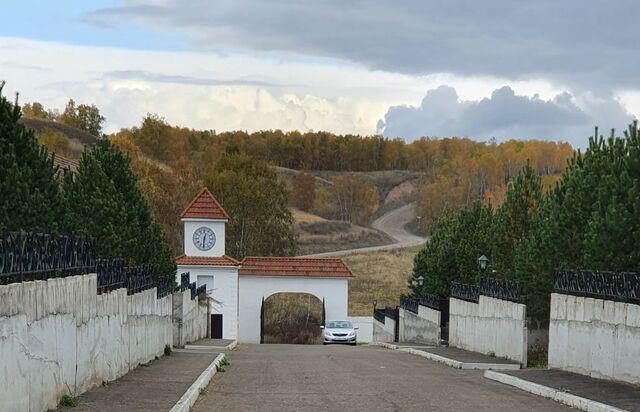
[344,246,420,316]
[20,117,98,158]
[293,208,394,255]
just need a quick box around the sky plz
[1,0,639,148]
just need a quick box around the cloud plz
[103,70,279,87]
[377,86,635,147]
[83,0,640,91]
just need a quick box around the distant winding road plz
[304,202,426,257]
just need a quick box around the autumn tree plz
[0,84,64,232]
[331,173,379,225]
[291,171,316,211]
[60,99,105,137]
[205,153,297,259]
[22,102,55,120]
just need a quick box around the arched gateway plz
[175,188,354,343]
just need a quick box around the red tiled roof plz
[176,254,240,267]
[238,257,354,278]
[180,188,229,220]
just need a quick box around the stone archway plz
[261,292,324,344]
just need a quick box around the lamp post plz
[372,297,378,312]
[477,255,489,284]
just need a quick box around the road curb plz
[372,342,520,370]
[184,340,238,351]
[484,370,626,412]
[169,352,227,412]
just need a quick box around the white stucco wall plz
[549,293,640,384]
[0,274,175,412]
[348,316,373,343]
[372,317,395,342]
[182,219,227,257]
[238,276,348,343]
[177,266,238,340]
[399,305,441,345]
[449,296,528,364]
[172,289,208,347]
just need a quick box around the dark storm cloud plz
[377,86,634,147]
[84,0,640,90]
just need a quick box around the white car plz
[321,320,358,345]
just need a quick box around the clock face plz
[193,227,216,251]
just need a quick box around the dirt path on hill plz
[302,202,426,257]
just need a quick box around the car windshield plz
[326,321,352,329]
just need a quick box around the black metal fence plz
[480,277,521,302]
[1,231,181,299]
[554,269,640,304]
[96,258,126,293]
[450,281,480,303]
[418,292,442,311]
[373,308,386,324]
[0,232,96,284]
[399,295,418,314]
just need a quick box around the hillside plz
[20,117,98,158]
[293,208,394,255]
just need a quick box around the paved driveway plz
[192,344,569,412]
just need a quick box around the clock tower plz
[176,188,240,340]
[180,188,228,257]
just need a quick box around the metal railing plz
[417,292,442,311]
[400,295,418,314]
[554,269,640,303]
[373,308,386,324]
[155,277,174,299]
[0,232,96,284]
[480,276,520,302]
[450,281,480,303]
[96,258,126,293]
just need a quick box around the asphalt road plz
[306,202,426,257]
[192,344,570,412]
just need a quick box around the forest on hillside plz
[410,121,640,321]
[23,102,575,256]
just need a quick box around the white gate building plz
[175,188,353,342]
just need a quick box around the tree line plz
[410,122,640,320]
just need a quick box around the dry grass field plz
[344,246,419,316]
[292,208,394,255]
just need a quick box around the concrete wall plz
[0,274,175,412]
[399,305,441,345]
[177,266,239,340]
[449,296,528,365]
[549,293,640,384]
[348,316,373,343]
[238,276,348,343]
[372,317,395,343]
[172,289,208,347]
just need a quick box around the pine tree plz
[491,163,542,277]
[63,139,176,278]
[0,82,63,232]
